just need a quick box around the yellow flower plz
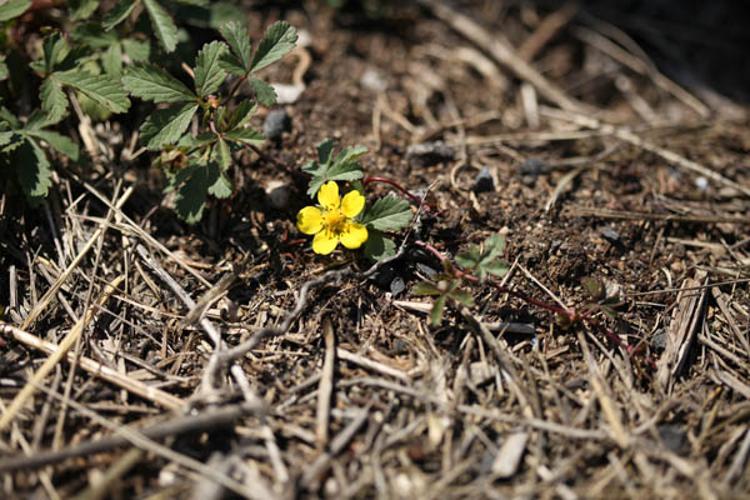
[297,181,368,255]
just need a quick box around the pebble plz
[695,176,709,191]
[415,262,438,279]
[406,141,455,167]
[599,226,621,243]
[658,424,689,455]
[263,108,291,140]
[473,166,495,193]
[390,276,406,296]
[265,180,290,209]
[519,158,548,176]
[360,67,388,92]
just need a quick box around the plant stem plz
[363,176,424,206]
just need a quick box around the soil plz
[1,1,749,499]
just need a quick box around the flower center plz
[323,209,347,233]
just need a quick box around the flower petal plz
[317,181,340,210]
[297,206,323,235]
[312,230,339,255]
[340,190,365,218]
[340,222,368,249]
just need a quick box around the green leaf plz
[208,169,232,198]
[0,0,31,22]
[24,130,79,160]
[223,127,263,146]
[430,295,447,326]
[194,41,228,96]
[449,290,474,307]
[224,100,256,131]
[69,0,100,20]
[140,103,198,150]
[41,33,70,74]
[412,281,442,296]
[250,21,297,72]
[361,194,412,232]
[15,139,52,200]
[483,259,509,278]
[39,77,69,124]
[55,70,130,113]
[302,143,366,197]
[215,138,231,170]
[142,0,178,53]
[363,230,396,262]
[249,78,276,106]
[121,39,150,62]
[102,43,123,77]
[122,65,195,103]
[103,0,136,30]
[456,233,508,281]
[0,56,7,81]
[170,163,208,223]
[219,21,252,72]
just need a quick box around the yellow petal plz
[317,181,340,210]
[340,190,365,218]
[340,222,368,249]
[312,230,339,255]
[297,206,323,235]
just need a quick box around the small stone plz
[390,276,406,296]
[658,424,689,455]
[600,226,621,242]
[415,262,438,279]
[360,67,388,92]
[265,180,290,209]
[406,141,455,167]
[519,158,547,176]
[473,166,495,193]
[695,176,709,191]
[651,329,667,350]
[263,108,291,140]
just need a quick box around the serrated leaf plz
[224,100,256,130]
[69,0,100,21]
[121,39,150,62]
[142,0,178,53]
[0,0,31,22]
[24,130,79,160]
[223,127,263,146]
[140,103,198,150]
[39,77,68,124]
[55,70,130,113]
[122,65,195,103]
[430,295,447,326]
[194,41,228,96]
[41,33,69,74]
[102,43,123,76]
[0,56,7,81]
[171,163,208,223]
[362,194,412,232]
[303,143,366,197]
[208,168,232,198]
[250,21,297,72]
[103,0,135,30]
[363,230,396,262]
[449,290,474,307]
[219,21,252,72]
[15,139,52,200]
[250,78,276,106]
[483,259,509,278]
[317,139,334,164]
[215,138,231,170]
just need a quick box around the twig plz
[0,275,125,431]
[316,318,336,450]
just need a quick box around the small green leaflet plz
[302,141,366,197]
[39,77,68,124]
[0,0,31,22]
[139,103,198,150]
[194,41,228,97]
[223,128,263,146]
[363,230,396,262]
[219,21,253,73]
[249,79,276,107]
[361,194,412,232]
[142,0,179,53]
[103,0,136,31]
[455,233,509,281]
[23,130,79,160]
[412,278,474,326]
[15,139,52,200]
[169,162,231,223]
[250,21,298,72]
[122,65,196,103]
[55,70,130,113]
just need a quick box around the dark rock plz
[658,424,689,455]
[390,276,406,296]
[473,167,495,193]
[415,262,438,279]
[406,141,455,167]
[651,330,667,350]
[519,158,548,176]
[263,108,291,141]
[600,226,621,243]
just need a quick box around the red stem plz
[363,176,430,209]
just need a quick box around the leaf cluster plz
[0,1,296,220]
